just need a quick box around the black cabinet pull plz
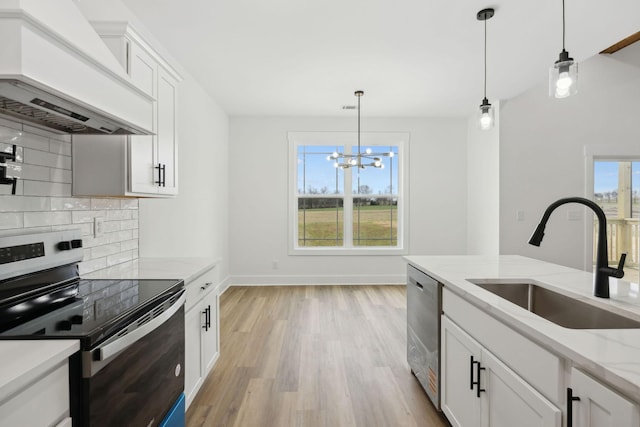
[202,307,209,331]
[161,164,166,187]
[155,163,162,186]
[470,355,475,390]
[470,356,486,398]
[567,387,581,427]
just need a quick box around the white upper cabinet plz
[72,22,180,197]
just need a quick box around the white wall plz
[138,74,229,270]
[500,49,640,270]
[466,102,500,255]
[229,116,467,284]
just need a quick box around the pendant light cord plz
[562,0,566,51]
[357,92,361,157]
[483,18,487,98]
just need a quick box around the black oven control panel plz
[0,242,45,265]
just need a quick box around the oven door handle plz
[96,292,186,361]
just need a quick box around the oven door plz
[74,293,185,427]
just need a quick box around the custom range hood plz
[0,0,153,135]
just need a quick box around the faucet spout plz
[528,197,626,298]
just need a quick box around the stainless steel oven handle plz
[97,292,186,361]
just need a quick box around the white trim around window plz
[288,131,410,256]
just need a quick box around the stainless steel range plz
[0,230,185,427]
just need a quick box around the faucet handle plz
[614,253,627,279]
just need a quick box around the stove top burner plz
[0,277,183,349]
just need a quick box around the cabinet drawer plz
[443,287,563,404]
[185,267,216,311]
[0,361,69,427]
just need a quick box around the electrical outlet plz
[516,211,525,221]
[94,217,104,237]
[272,260,279,270]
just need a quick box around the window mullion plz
[343,145,353,248]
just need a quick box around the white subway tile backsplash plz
[0,212,23,230]
[121,239,138,251]
[51,197,91,211]
[121,199,138,209]
[24,211,71,227]
[91,199,121,210]
[0,180,22,196]
[103,220,121,233]
[49,140,72,156]
[120,220,137,231]
[1,121,139,274]
[107,250,134,267]
[91,243,121,259]
[23,181,71,197]
[0,117,22,131]
[52,223,91,234]
[0,196,49,212]
[79,257,107,275]
[72,210,106,224]
[107,230,133,244]
[19,133,50,151]
[83,235,108,248]
[50,168,72,183]
[105,210,132,221]
[23,148,71,170]
[18,164,50,181]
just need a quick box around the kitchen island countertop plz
[405,254,640,402]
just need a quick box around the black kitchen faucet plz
[528,197,626,298]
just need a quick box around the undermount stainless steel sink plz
[469,281,640,329]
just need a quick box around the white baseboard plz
[229,274,406,286]
[218,274,232,295]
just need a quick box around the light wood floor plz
[186,285,450,427]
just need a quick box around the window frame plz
[288,131,409,256]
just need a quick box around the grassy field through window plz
[298,205,397,247]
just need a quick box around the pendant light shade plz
[550,0,578,98]
[477,8,495,131]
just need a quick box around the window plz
[593,160,640,284]
[289,132,409,255]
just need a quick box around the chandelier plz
[327,90,394,169]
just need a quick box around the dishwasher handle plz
[96,291,186,361]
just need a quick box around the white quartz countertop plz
[404,254,640,402]
[83,257,218,284]
[0,340,79,401]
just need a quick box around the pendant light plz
[328,91,394,169]
[477,8,495,131]
[550,0,577,98]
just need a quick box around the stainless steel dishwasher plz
[407,264,442,410]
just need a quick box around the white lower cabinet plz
[442,316,561,427]
[184,267,220,409]
[568,368,640,427]
[0,361,71,427]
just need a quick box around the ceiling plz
[120,0,640,117]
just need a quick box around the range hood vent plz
[0,1,154,136]
[0,81,145,135]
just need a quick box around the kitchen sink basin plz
[468,281,640,329]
